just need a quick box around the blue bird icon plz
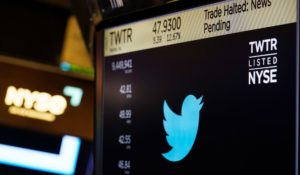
[162,95,204,162]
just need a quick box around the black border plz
[96,0,223,31]
[95,30,105,175]
[296,1,299,175]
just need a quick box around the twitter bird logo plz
[162,95,204,162]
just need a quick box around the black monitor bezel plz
[95,1,300,175]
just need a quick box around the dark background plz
[101,23,297,175]
[0,1,70,65]
[97,0,222,19]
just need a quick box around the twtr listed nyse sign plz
[248,38,278,85]
[4,86,83,122]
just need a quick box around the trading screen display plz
[97,0,298,175]
[0,58,94,175]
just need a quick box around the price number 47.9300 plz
[152,17,182,34]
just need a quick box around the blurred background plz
[0,0,178,174]
[0,0,96,174]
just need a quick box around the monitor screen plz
[96,0,299,175]
[0,57,94,175]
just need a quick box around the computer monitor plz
[96,0,299,174]
[0,56,94,175]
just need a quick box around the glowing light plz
[63,86,83,107]
[4,86,68,122]
[0,135,81,175]
[60,62,71,71]
[8,106,55,122]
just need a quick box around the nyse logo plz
[162,95,204,162]
[4,85,83,122]
[248,38,278,85]
[63,86,83,107]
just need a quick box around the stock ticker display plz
[98,0,298,175]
